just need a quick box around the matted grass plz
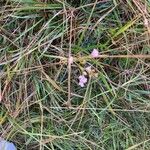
[0,0,150,149]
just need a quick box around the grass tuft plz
[0,0,150,149]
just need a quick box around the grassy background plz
[0,0,150,149]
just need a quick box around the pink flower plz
[91,49,99,58]
[68,56,73,64]
[78,75,87,87]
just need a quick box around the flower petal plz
[68,56,73,64]
[79,75,87,84]
[91,49,99,58]
[79,82,84,87]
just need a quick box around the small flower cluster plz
[78,49,99,87]
[68,49,99,87]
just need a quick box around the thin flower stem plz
[67,11,74,107]
[75,54,150,60]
